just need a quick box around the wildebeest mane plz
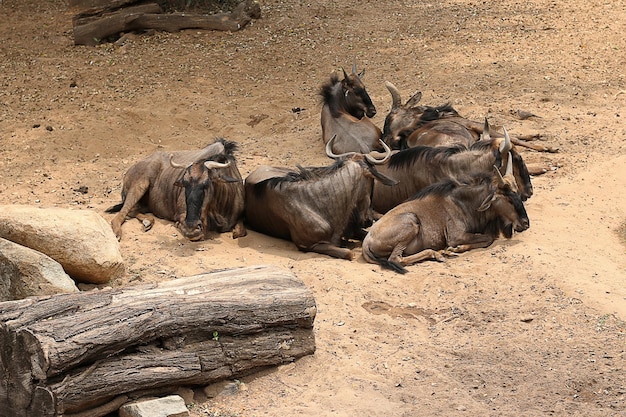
[252,160,347,197]
[319,72,340,103]
[406,178,459,201]
[319,72,344,118]
[406,173,491,202]
[387,144,466,170]
[213,137,238,156]
[418,103,458,123]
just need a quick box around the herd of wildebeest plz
[106,65,549,274]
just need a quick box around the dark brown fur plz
[106,138,246,241]
[244,154,396,260]
[363,172,530,274]
[320,66,382,154]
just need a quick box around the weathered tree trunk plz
[0,265,316,417]
[71,0,262,46]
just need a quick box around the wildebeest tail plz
[379,258,408,274]
[363,245,408,274]
[105,202,123,213]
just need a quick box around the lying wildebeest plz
[244,137,396,260]
[320,64,383,154]
[362,159,530,274]
[371,128,534,214]
[106,138,246,241]
[382,81,558,152]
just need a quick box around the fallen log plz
[72,0,262,46]
[0,265,317,417]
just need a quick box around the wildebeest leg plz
[135,213,155,232]
[394,249,446,265]
[306,242,353,260]
[110,179,151,240]
[232,221,247,239]
[446,233,496,253]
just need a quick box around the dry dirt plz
[2,0,626,416]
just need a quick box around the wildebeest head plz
[321,64,377,120]
[475,126,534,201]
[382,81,461,149]
[342,65,377,119]
[382,81,424,148]
[170,155,239,241]
[478,156,530,237]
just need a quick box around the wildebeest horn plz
[169,154,188,169]
[325,135,356,159]
[494,164,506,186]
[494,153,513,186]
[365,140,392,165]
[482,118,491,141]
[352,62,357,74]
[385,81,402,110]
[342,67,349,80]
[505,151,513,176]
[204,160,231,169]
[499,126,512,154]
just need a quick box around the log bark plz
[0,265,316,417]
[72,0,262,46]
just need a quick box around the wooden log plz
[0,265,317,417]
[72,0,262,46]
[72,3,163,46]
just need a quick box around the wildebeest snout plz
[515,216,530,233]
[178,219,204,241]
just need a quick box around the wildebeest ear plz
[358,68,365,79]
[217,174,242,183]
[477,193,496,212]
[370,168,399,186]
[405,91,422,108]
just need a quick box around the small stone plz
[118,395,189,417]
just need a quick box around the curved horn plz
[169,154,188,169]
[494,164,506,186]
[385,81,402,110]
[204,160,231,170]
[482,118,491,141]
[342,67,349,80]
[499,126,512,154]
[365,140,392,165]
[505,151,513,176]
[325,135,356,159]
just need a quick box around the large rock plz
[0,238,79,301]
[0,205,125,284]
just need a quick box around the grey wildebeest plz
[320,65,383,154]
[106,138,246,241]
[244,137,396,260]
[371,129,534,214]
[382,81,558,152]
[362,160,530,274]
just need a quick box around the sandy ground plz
[1,0,625,416]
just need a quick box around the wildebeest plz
[382,81,558,152]
[320,64,383,154]
[371,128,534,214]
[244,137,396,260]
[362,160,530,274]
[106,138,246,241]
